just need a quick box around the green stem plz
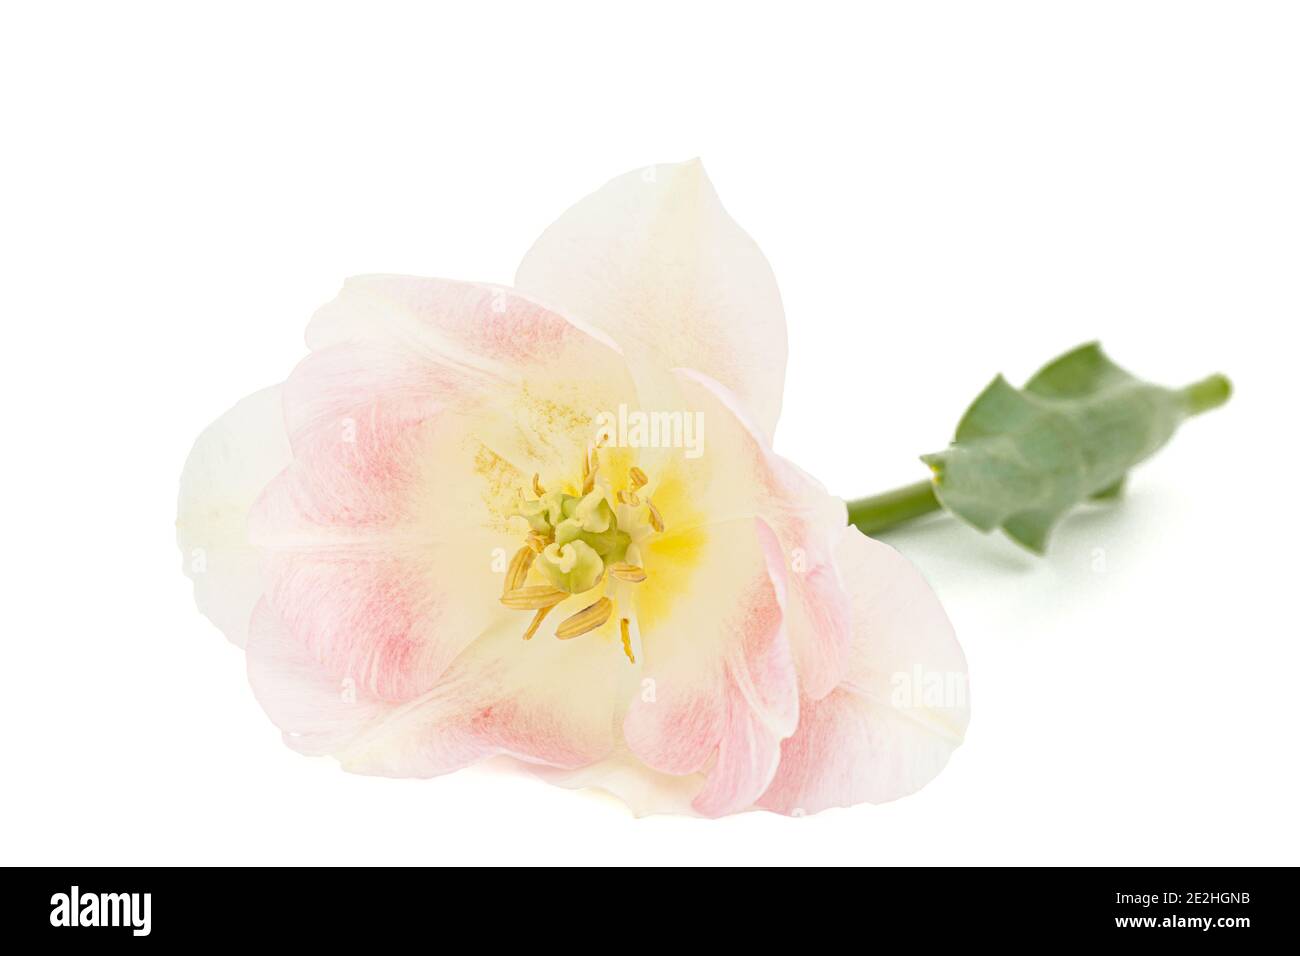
[1181,373,1232,416]
[846,479,940,536]
[847,372,1232,538]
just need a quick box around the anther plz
[504,546,535,594]
[647,499,665,533]
[501,585,569,610]
[522,605,553,641]
[532,473,545,497]
[555,597,613,639]
[629,466,649,490]
[608,562,647,583]
[620,617,635,663]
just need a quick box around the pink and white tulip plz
[177,161,968,816]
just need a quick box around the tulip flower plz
[177,161,969,816]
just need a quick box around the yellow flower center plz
[501,448,662,663]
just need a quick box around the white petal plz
[757,527,969,813]
[528,751,706,817]
[516,160,788,438]
[177,386,291,646]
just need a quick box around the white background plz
[4,2,1297,865]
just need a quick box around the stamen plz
[501,585,569,610]
[555,596,613,639]
[647,499,665,533]
[620,617,635,663]
[503,546,535,594]
[505,450,652,658]
[608,562,647,583]
[521,605,553,641]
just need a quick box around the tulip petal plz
[246,599,390,755]
[516,160,788,439]
[250,277,641,705]
[250,380,509,701]
[301,275,637,480]
[177,386,292,646]
[529,751,706,817]
[247,596,631,774]
[672,369,853,700]
[624,516,798,817]
[610,368,850,816]
[304,274,622,377]
[338,614,633,776]
[690,599,798,815]
[757,527,969,814]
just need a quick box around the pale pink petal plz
[516,160,788,439]
[247,597,632,776]
[607,368,842,816]
[691,526,797,817]
[624,517,798,817]
[304,274,622,376]
[245,599,389,756]
[280,336,476,459]
[673,369,853,700]
[757,527,969,814]
[177,385,292,647]
[336,612,634,777]
[249,373,503,702]
[301,275,638,483]
[622,658,725,776]
[250,277,641,705]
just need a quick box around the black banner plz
[6,867,1289,944]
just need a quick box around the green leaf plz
[920,342,1230,553]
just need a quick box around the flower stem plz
[846,480,940,536]
[1180,373,1232,416]
[847,373,1232,538]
